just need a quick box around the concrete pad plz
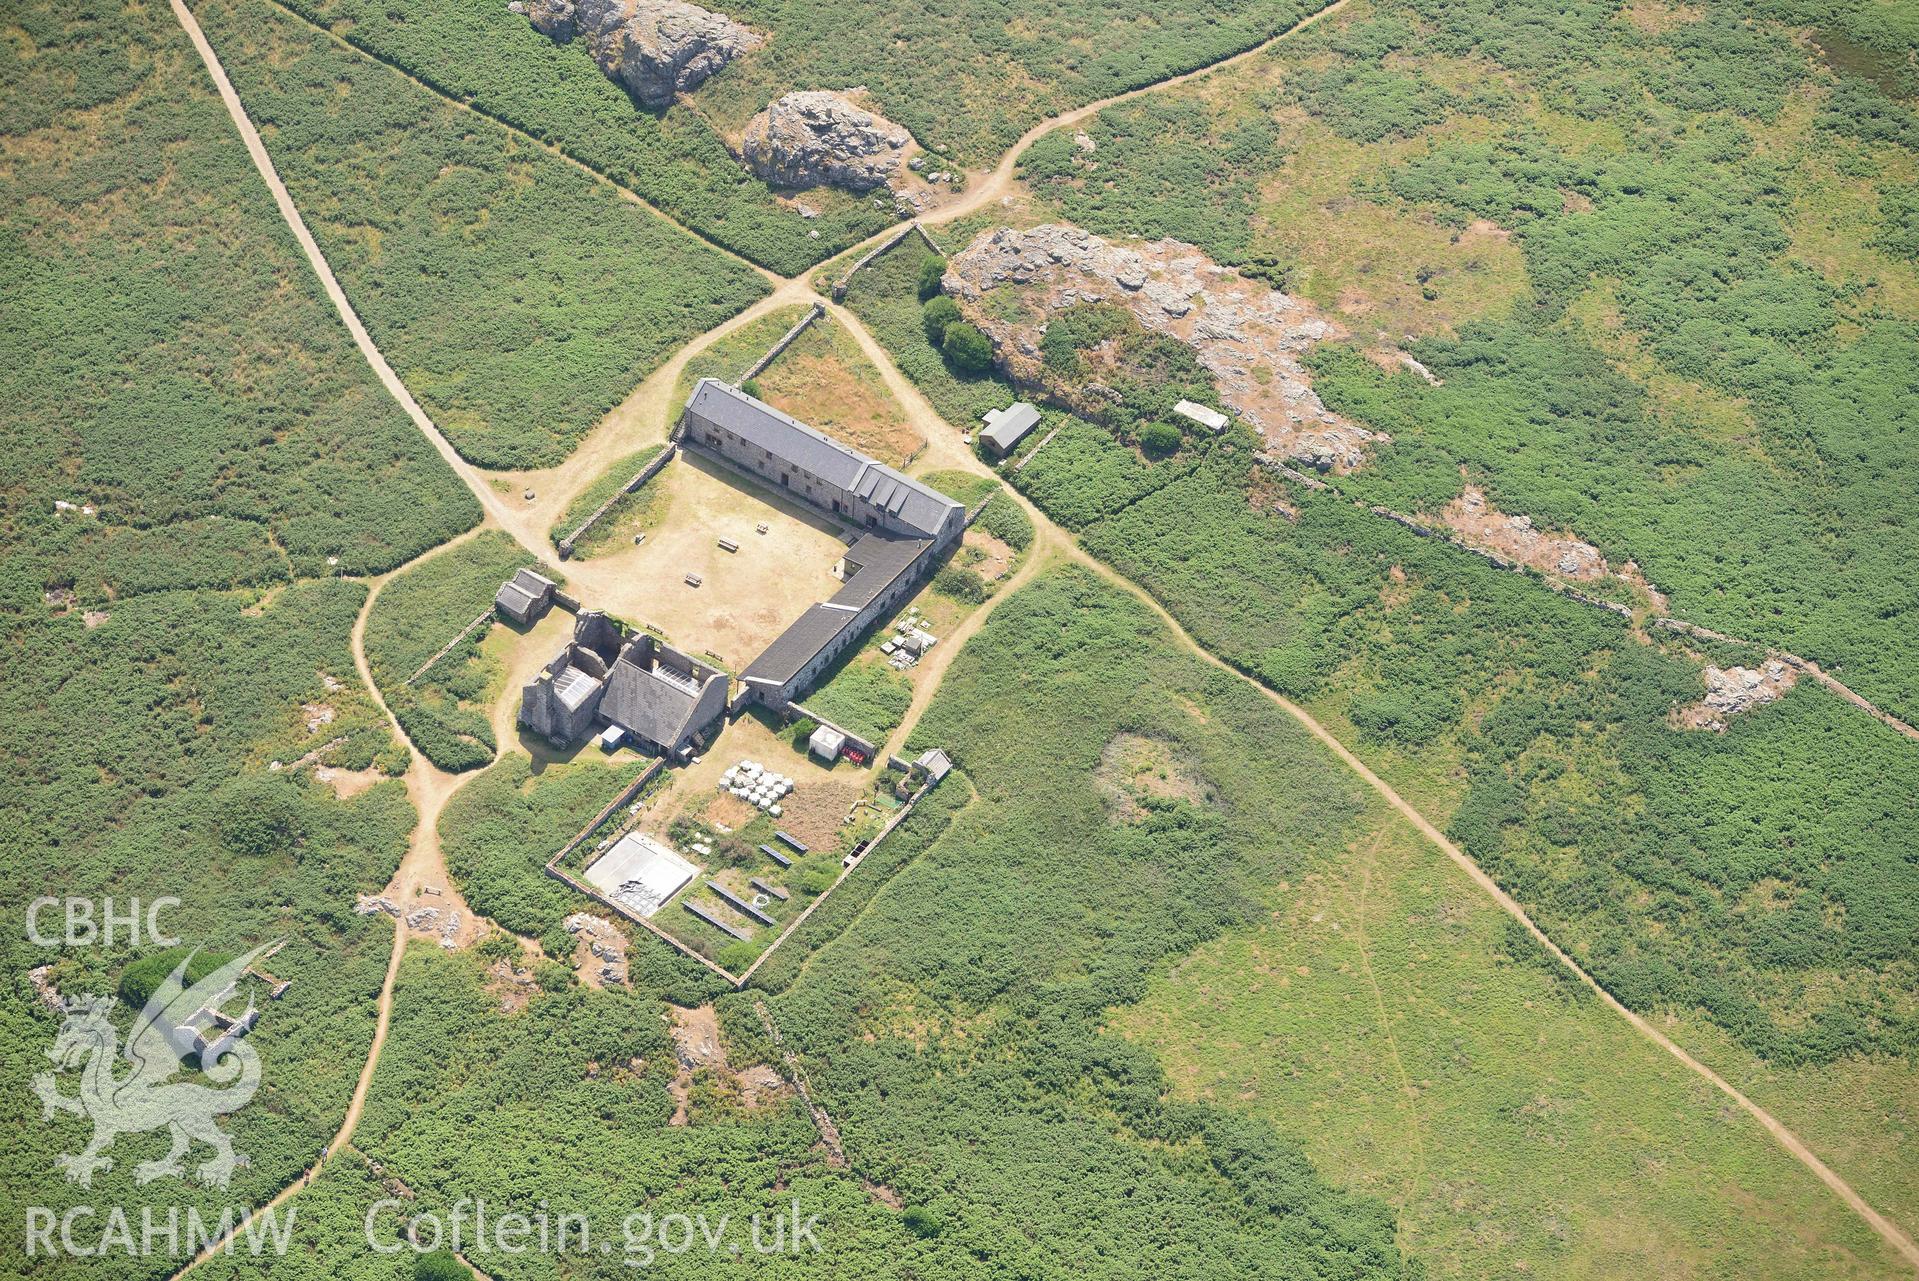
[584,831,697,917]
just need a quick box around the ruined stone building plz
[520,612,728,757]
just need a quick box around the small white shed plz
[808,724,847,761]
[1173,400,1230,433]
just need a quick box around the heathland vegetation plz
[848,186,1919,1224]
[1021,0,1919,725]
[190,0,769,469]
[2,11,459,1265]
[0,2,427,1219]
[363,533,549,772]
[759,567,1905,1278]
[1,0,476,601]
[698,0,1340,165]
[248,0,894,272]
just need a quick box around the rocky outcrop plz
[741,91,909,192]
[943,224,1380,471]
[1444,486,1605,578]
[1674,661,1796,731]
[518,0,760,109]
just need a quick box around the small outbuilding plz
[808,723,847,761]
[979,402,1042,457]
[1173,400,1230,434]
[914,748,953,784]
[495,568,558,625]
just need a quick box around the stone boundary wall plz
[557,444,678,559]
[405,608,494,686]
[738,302,825,383]
[733,770,936,986]
[548,758,668,867]
[830,221,941,300]
[543,753,948,988]
[785,702,879,760]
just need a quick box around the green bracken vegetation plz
[3,20,441,1269]
[697,0,1335,165]
[1024,0,1919,724]
[802,662,913,744]
[363,532,551,772]
[251,0,895,272]
[437,754,643,949]
[190,0,770,469]
[0,0,476,603]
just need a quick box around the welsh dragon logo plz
[33,944,276,1188]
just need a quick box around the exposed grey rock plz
[741,91,909,193]
[524,0,575,37]
[945,224,1379,470]
[523,0,760,109]
[1680,661,1796,731]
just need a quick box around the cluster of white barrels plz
[719,760,792,816]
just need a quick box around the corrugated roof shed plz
[980,402,1041,456]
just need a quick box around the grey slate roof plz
[686,378,868,488]
[685,379,962,538]
[600,658,705,749]
[510,567,557,595]
[495,581,540,621]
[830,533,928,610]
[740,534,928,687]
[740,604,852,687]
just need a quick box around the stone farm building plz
[521,612,728,757]
[494,567,558,625]
[680,379,964,711]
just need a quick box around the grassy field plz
[362,532,550,771]
[190,0,770,469]
[670,306,813,418]
[754,314,925,468]
[763,566,1906,1278]
[253,0,897,273]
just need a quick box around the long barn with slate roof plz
[680,379,964,711]
[682,379,964,542]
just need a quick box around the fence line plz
[733,773,935,987]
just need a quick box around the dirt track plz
[167,0,1919,1267]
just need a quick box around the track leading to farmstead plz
[170,0,1919,1267]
